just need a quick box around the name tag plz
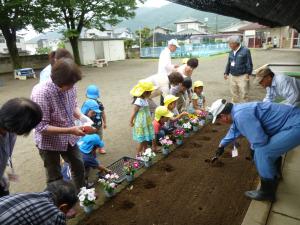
[232,145,238,158]
[231,61,235,67]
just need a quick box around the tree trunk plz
[69,36,81,65]
[1,27,21,69]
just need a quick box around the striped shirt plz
[31,81,79,151]
[0,191,66,225]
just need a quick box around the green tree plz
[135,27,152,47]
[36,46,52,55]
[0,0,51,69]
[47,0,142,65]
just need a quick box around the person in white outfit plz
[158,39,180,76]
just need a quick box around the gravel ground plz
[0,49,299,193]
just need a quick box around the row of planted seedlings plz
[76,110,210,216]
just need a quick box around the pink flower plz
[133,161,139,169]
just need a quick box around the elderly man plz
[0,180,77,225]
[158,39,180,76]
[0,98,42,197]
[224,36,253,103]
[209,99,300,202]
[256,67,300,106]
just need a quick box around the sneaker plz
[98,148,106,154]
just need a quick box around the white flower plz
[105,174,110,179]
[109,182,116,188]
[78,195,85,202]
[98,178,105,183]
[87,194,96,201]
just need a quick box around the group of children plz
[130,74,206,158]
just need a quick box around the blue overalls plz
[220,102,300,179]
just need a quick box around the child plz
[82,85,107,154]
[164,95,188,120]
[189,81,206,114]
[170,78,192,112]
[153,106,174,143]
[77,134,111,185]
[130,81,156,158]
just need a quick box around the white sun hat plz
[168,39,180,48]
[209,99,227,124]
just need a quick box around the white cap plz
[209,99,227,123]
[168,39,180,48]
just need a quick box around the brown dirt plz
[82,124,258,225]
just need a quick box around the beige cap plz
[255,67,273,84]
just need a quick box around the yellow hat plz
[154,106,174,121]
[130,81,155,97]
[164,95,179,107]
[193,80,204,90]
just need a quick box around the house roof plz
[176,28,207,35]
[155,26,172,31]
[26,31,63,44]
[113,27,132,34]
[219,21,251,33]
[238,22,268,31]
[175,18,206,25]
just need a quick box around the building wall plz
[176,22,207,33]
[0,54,48,74]
[0,36,26,53]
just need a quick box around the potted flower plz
[198,110,208,126]
[123,161,139,182]
[174,128,185,145]
[159,136,173,156]
[182,122,192,137]
[78,187,96,214]
[98,173,119,197]
[190,118,199,132]
[141,148,156,168]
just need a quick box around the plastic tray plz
[107,156,144,183]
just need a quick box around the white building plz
[154,26,172,35]
[82,27,134,39]
[25,31,63,54]
[0,33,26,54]
[175,18,208,35]
[65,38,126,65]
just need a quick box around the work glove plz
[215,146,225,157]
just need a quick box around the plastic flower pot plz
[126,174,134,182]
[184,132,190,138]
[144,160,152,168]
[162,147,169,156]
[199,120,206,127]
[83,205,94,214]
[176,139,183,146]
[104,190,115,198]
[193,126,199,132]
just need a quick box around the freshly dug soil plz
[82,124,258,225]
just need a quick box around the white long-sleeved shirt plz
[39,64,52,84]
[263,73,300,106]
[158,47,175,76]
[142,74,170,97]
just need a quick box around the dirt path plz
[82,124,257,225]
[0,49,299,193]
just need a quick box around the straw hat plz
[164,95,179,107]
[154,106,174,121]
[130,81,156,97]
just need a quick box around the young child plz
[189,81,206,115]
[77,134,111,185]
[164,95,188,120]
[170,78,192,112]
[130,81,156,158]
[152,106,174,143]
[82,85,107,154]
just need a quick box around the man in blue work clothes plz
[224,36,253,103]
[256,66,300,106]
[209,99,300,202]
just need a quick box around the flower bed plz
[78,123,257,225]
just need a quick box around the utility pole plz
[139,26,142,49]
[215,15,218,34]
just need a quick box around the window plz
[0,38,5,43]
[180,24,187,30]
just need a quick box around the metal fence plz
[140,43,230,58]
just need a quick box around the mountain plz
[117,3,240,33]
